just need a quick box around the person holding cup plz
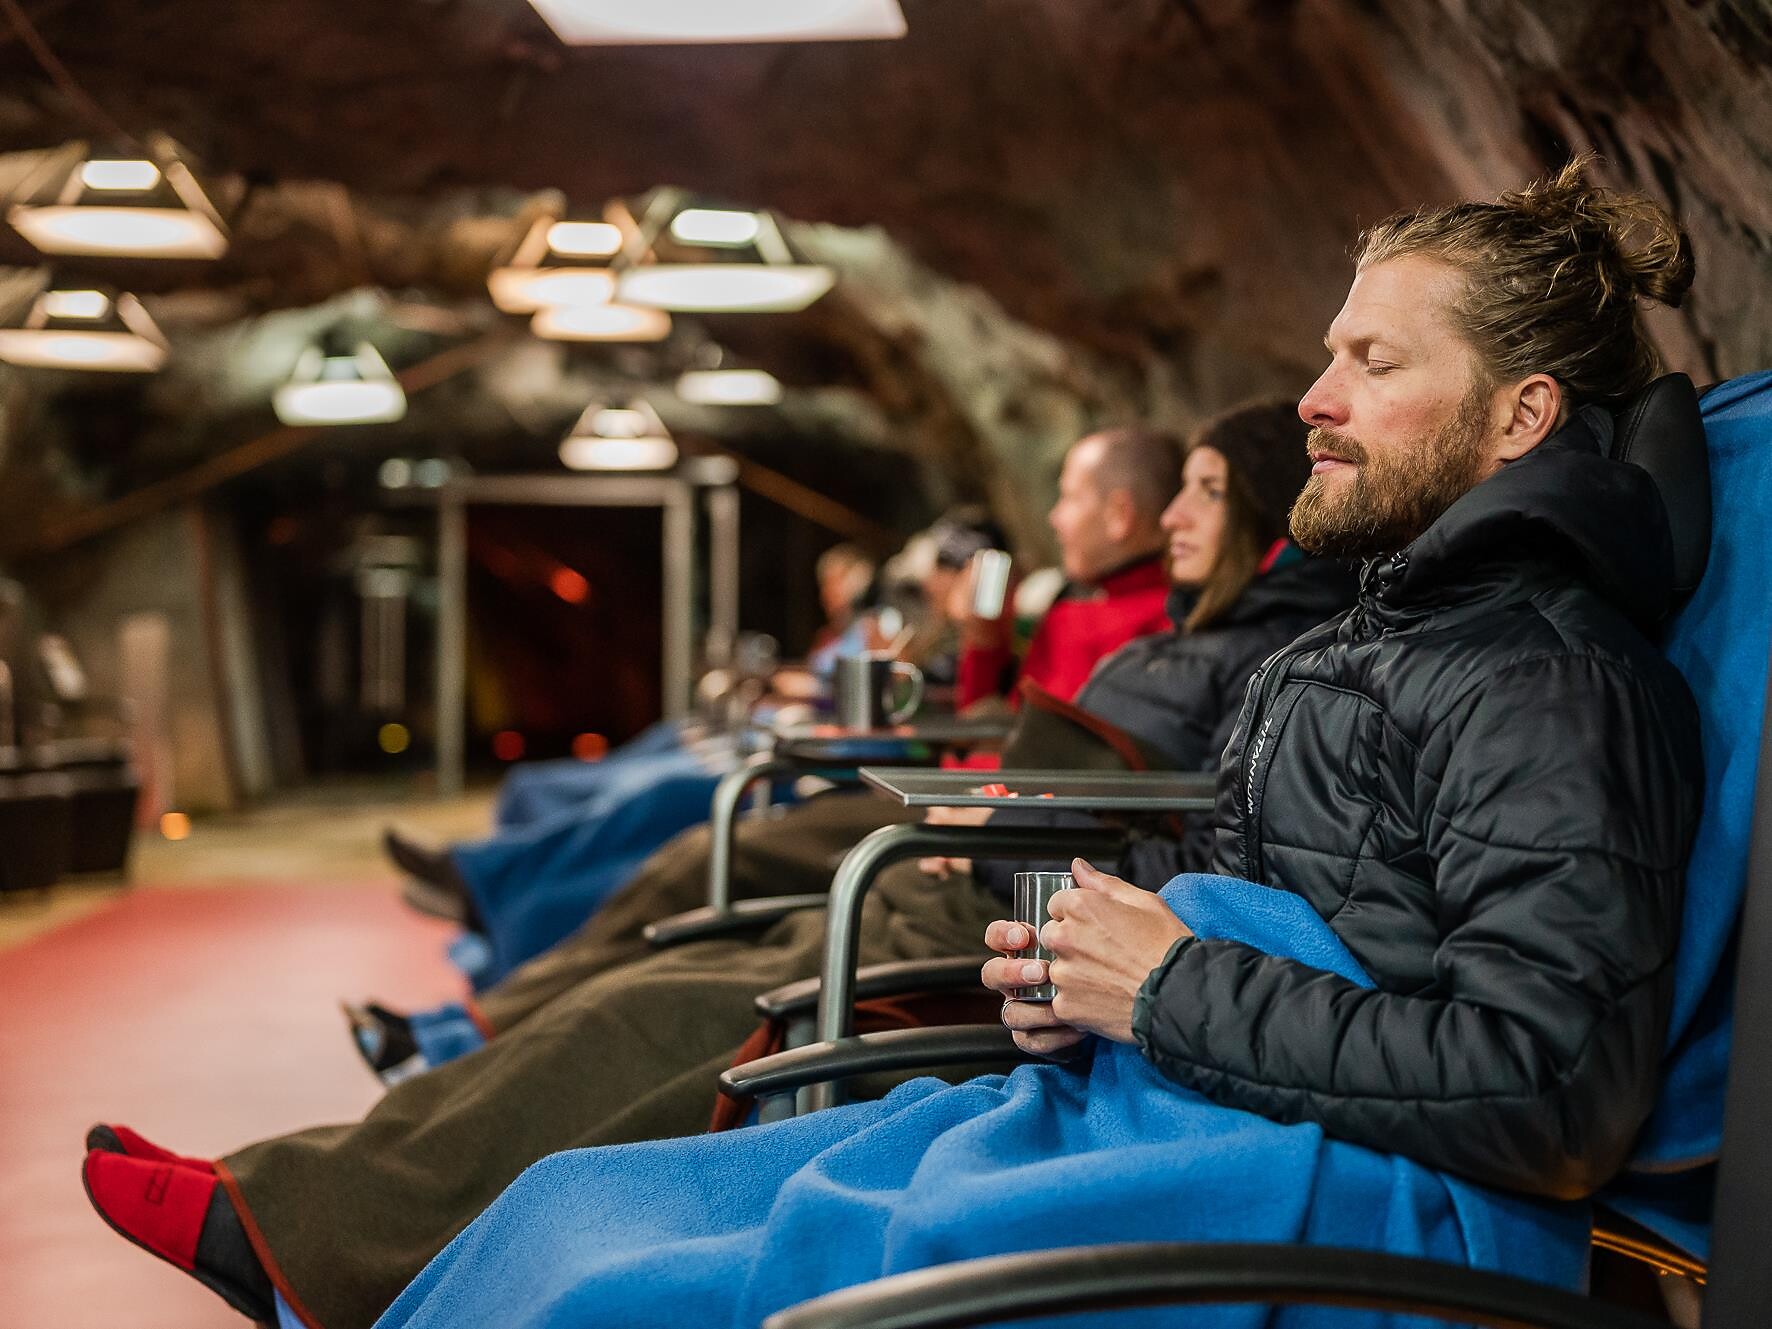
[953,428,1179,711]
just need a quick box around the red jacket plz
[956,553,1172,708]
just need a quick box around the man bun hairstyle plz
[1354,154,1695,406]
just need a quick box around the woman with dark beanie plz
[80,399,1354,1329]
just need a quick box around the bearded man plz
[985,158,1705,1197]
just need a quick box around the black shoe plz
[400,874,471,924]
[342,1000,427,1086]
[382,826,452,886]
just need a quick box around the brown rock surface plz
[0,0,1765,551]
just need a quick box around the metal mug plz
[1009,870,1071,1001]
[833,653,924,729]
[968,548,1013,621]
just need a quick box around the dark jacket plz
[1132,409,1705,1199]
[976,556,1355,896]
[1077,555,1357,774]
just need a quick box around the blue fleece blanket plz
[373,874,1592,1329]
[493,719,690,828]
[452,740,742,985]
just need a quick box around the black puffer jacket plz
[975,557,1355,898]
[1077,556,1357,773]
[1133,409,1705,1200]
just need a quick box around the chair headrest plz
[1608,372,1711,609]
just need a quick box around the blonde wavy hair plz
[1354,155,1695,406]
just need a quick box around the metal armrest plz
[643,895,831,948]
[800,821,1122,1111]
[762,1242,1667,1329]
[671,823,1115,962]
[816,823,1123,1037]
[704,754,930,912]
[707,754,804,913]
[756,958,994,1022]
[719,1026,1021,1101]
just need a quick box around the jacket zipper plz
[1238,646,1297,883]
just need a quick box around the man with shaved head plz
[957,426,1179,708]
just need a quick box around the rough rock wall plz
[0,0,1764,541]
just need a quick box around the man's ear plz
[1494,373,1562,464]
[1103,490,1137,543]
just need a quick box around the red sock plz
[83,1149,213,1271]
[86,1124,216,1174]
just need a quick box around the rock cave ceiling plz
[0,0,1767,559]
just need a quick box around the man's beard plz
[1288,383,1494,560]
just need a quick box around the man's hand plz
[917,803,994,879]
[981,917,1089,1058]
[1043,858,1192,1043]
[981,858,1192,1052]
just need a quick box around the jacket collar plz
[1065,549,1170,602]
[1351,406,1675,636]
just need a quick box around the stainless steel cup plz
[968,548,1013,621]
[833,653,924,729]
[1010,870,1071,1001]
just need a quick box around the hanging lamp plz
[0,284,168,372]
[274,342,407,426]
[558,398,677,470]
[8,144,228,260]
[488,215,624,314]
[614,190,834,314]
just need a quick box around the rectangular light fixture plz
[274,344,407,426]
[42,289,111,320]
[80,158,163,192]
[546,220,623,257]
[490,267,618,313]
[527,0,906,44]
[10,204,227,258]
[531,302,672,342]
[617,264,833,313]
[669,208,762,248]
[676,368,783,406]
[10,151,228,259]
[0,288,167,373]
[560,435,679,470]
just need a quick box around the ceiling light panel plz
[528,0,906,45]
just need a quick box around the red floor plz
[0,884,462,1328]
